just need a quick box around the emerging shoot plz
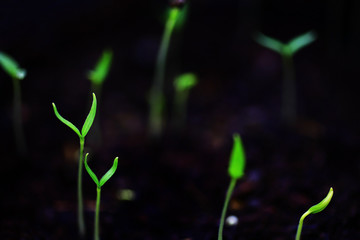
[173,72,197,129]
[218,134,246,240]
[254,31,316,124]
[84,153,118,240]
[52,93,97,237]
[0,51,27,156]
[295,187,334,240]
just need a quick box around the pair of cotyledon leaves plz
[255,31,317,56]
[52,93,118,187]
[0,52,26,80]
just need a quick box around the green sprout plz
[87,49,113,147]
[295,187,334,240]
[148,4,185,137]
[254,31,316,124]
[173,72,197,129]
[218,133,246,240]
[84,153,118,240]
[0,51,27,155]
[52,93,97,237]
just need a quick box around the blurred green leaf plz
[81,93,97,137]
[88,49,113,84]
[254,32,283,54]
[52,103,81,137]
[174,73,197,91]
[0,52,26,80]
[228,134,246,179]
[288,31,317,54]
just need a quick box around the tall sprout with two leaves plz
[84,153,118,240]
[52,93,97,237]
[0,52,27,155]
[254,31,316,124]
[148,2,187,137]
[218,134,246,240]
[295,187,333,240]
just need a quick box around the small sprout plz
[218,133,246,240]
[52,93,97,237]
[0,52,26,80]
[84,153,118,240]
[88,49,113,85]
[295,187,334,240]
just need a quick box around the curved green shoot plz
[84,153,118,240]
[254,32,283,54]
[288,31,317,55]
[88,49,113,85]
[218,133,246,240]
[148,6,182,137]
[0,51,27,155]
[173,73,197,128]
[295,187,334,240]
[52,93,97,237]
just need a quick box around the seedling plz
[87,49,113,146]
[172,72,197,129]
[218,133,246,240]
[254,31,316,124]
[148,3,186,137]
[0,51,27,155]
[52,93,97,237]
[295,187,333,240]
[84,153,118,240]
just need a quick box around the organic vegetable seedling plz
[0,51,27,155]
[52,93,97,237]
[84,153,118,240]
[254,31,316,124]
[173,72,197,129]
[148,3,186,137]
[218,133,246,240]
[295,187,333,240]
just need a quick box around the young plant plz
[0,51,27,155]
[254,31,316,124]
[218,133,246,240]
[87,49,113,147]
[295,187,333,240]
[84,153,118,240]
[52,93,97,237]
[173,72,197,129]
[148,2,186,137]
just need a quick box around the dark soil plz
[1,0,360,239]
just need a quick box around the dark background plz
[1,0,360,239]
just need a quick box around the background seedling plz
[254,31,316,124]
[52,93,97,237]
[0,51,27,156]
[295,187,333,240]
[84,153,118,240]
[87,49,113,147]
[148,3,186,137]
[172,72,197,129]
[218,133,246,240]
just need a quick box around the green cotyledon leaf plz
[0,52,26,80]
[84,153,100,186]
[99,157,118,187]
[88,49,113,84]
[228,133,246,179]
[81,93,97,137]
[52,103,81,137]
[307,187,333,214]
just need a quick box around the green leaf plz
[228,133,246,179]
[254,32,284,54]
[52,103,81,137]
[84,153,100,186]
[174,73,198,91]
[99,157,118,187]
[81,93,97,137]
[288,31,317,54]
[307,187,333,214]
[0,52,26,80]
[88,49,113,84]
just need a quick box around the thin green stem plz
[12,77,26,155]
[295,211,310,240]
[95,187,101,240]
[149,8,180,137]
[281,52,296,124]
[218,178,237,240]
[78,136,85,237]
